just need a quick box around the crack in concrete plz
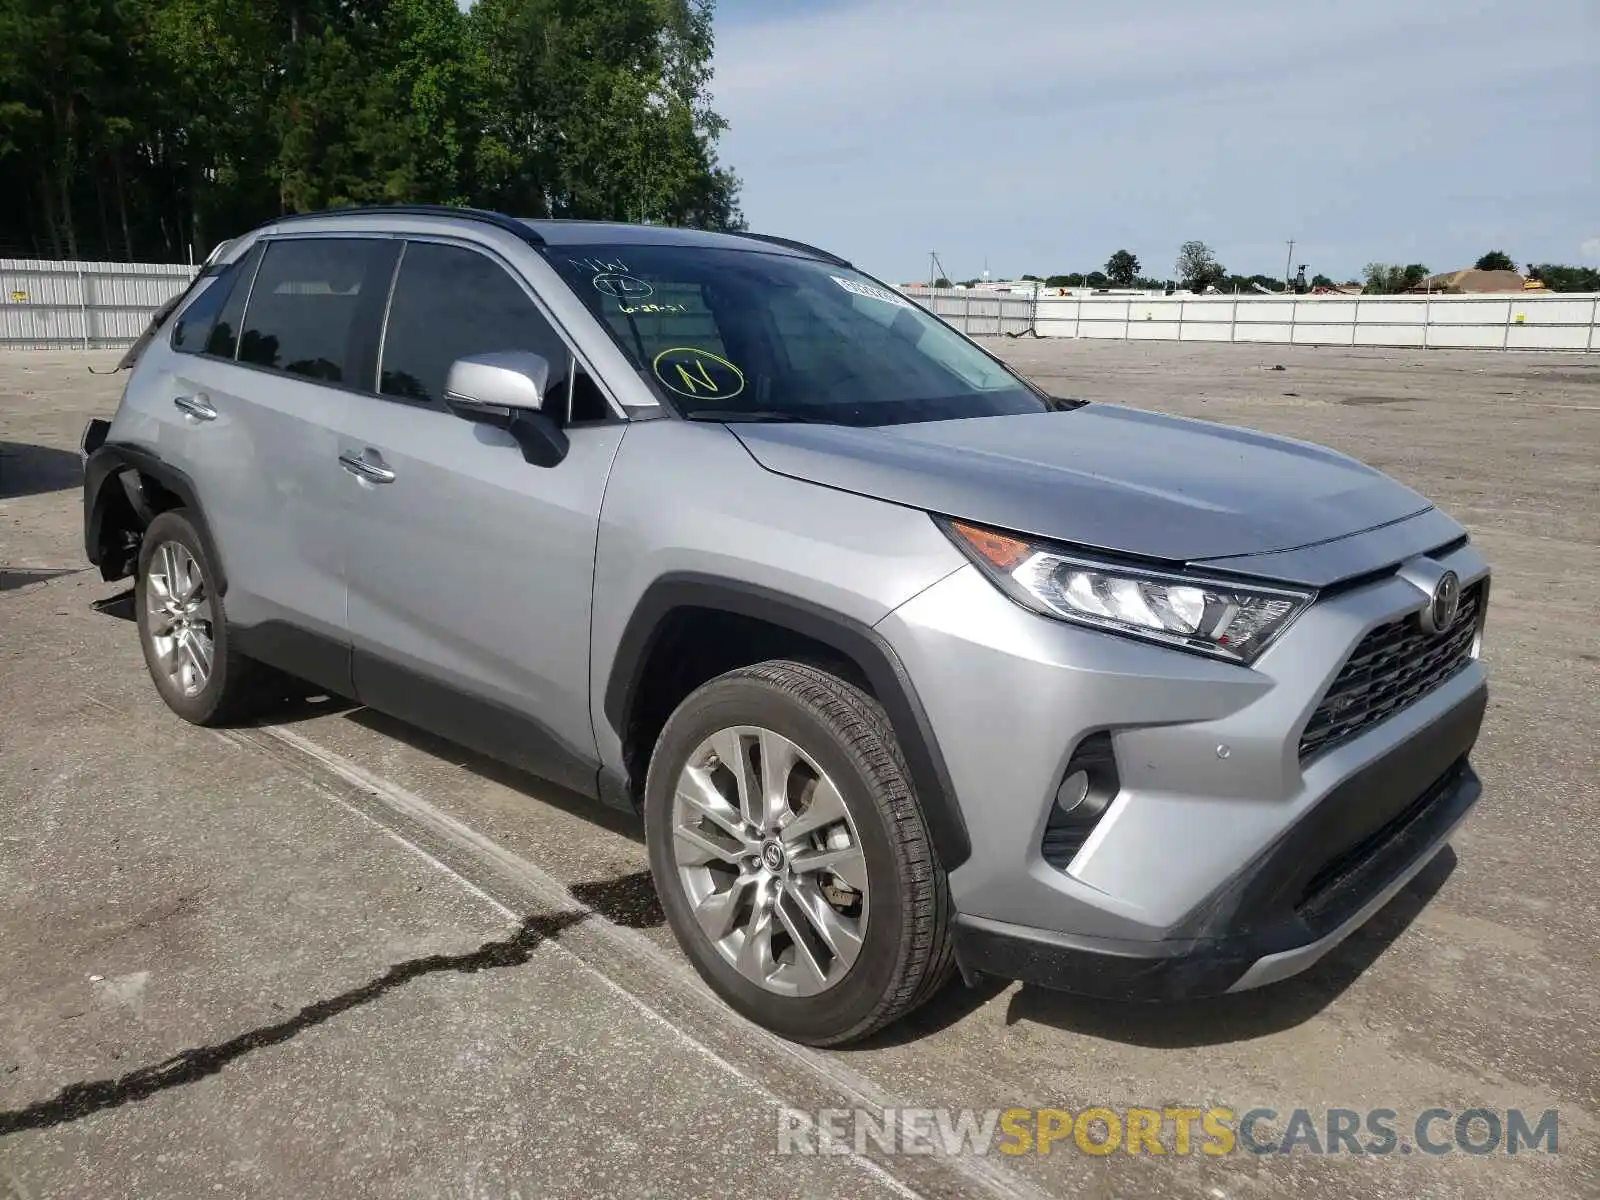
[0,910,587,1137]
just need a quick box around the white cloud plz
[1581,238,1600,263]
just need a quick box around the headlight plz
[938,518,1312,664]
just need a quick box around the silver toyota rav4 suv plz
[82,206,1489,1045]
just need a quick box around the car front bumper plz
[950,695,1481,999]
[875,538,1489,999]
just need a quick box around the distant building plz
[1413,268,1549,294]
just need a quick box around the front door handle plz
[338,450,396,484]
[174,394,217,421]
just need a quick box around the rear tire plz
[135,509,265,726]
[645,659,954,1046]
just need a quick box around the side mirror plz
[443,351,568,468]
[444,350,550,419]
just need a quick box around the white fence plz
[902,288,1039,338]
[5,258,1595,352]
[905,287,1599,350]
[1,259,198,349]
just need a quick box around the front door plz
[332,239,626,795]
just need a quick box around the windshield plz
[544,243,1051,425]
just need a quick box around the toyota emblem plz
[1420,570,1461,635]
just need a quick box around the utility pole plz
[1283,240,1295,289]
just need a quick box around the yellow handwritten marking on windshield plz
[651,347,745,400]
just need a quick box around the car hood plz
[729,405,1432,568]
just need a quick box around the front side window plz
[543,243,1048,425]
[238,238,394,384]
[380,241,572,408]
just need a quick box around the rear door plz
[333,238,627,794]
[169,235,397,694]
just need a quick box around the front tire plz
[135,509,263,726]
[645,660,954,1045]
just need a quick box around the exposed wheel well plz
[621,607,871,798]
[92,469,184,581]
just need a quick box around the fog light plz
[1041,733,1120,870]
[1055,769,1090,815]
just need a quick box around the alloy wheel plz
[145,541,215,698]
[670,726,869,996]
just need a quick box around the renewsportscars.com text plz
[776,1106,1559,1157]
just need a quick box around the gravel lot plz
[1,341,1596,1199]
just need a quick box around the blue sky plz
[710,0,1599,284]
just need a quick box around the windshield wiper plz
[682,409,841,425]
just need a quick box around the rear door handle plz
[338,450,396,484]
[173,394,217,421]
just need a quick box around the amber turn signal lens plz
[948,520,1031,572]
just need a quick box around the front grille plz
[1299,582,1484,761]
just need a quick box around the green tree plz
[384,0,477,203]
[1221,273,1285,293]
[1105,248,1140,287]
[1362,262,1430,294]
[1527,263,1600,292]
[0,0,132,257]
[1474,250,1515,272]
[1175,240,1226,291]
[0,0,742,259]
[143,0,282,258]
[276,0,477,212]
[932,276,952,288]
[467,0,740,228]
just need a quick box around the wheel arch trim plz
[603,572,972,871]
[84,442,228,594]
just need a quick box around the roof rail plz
[728,231,851,268]
[265,208,851,266]
[268,205,545,246]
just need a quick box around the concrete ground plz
[1,342,1596,1199]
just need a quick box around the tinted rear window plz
[204,243,262,359]
[238,239,394,384]
[170,267,236,353]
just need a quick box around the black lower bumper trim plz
[953,921,1259,1001]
